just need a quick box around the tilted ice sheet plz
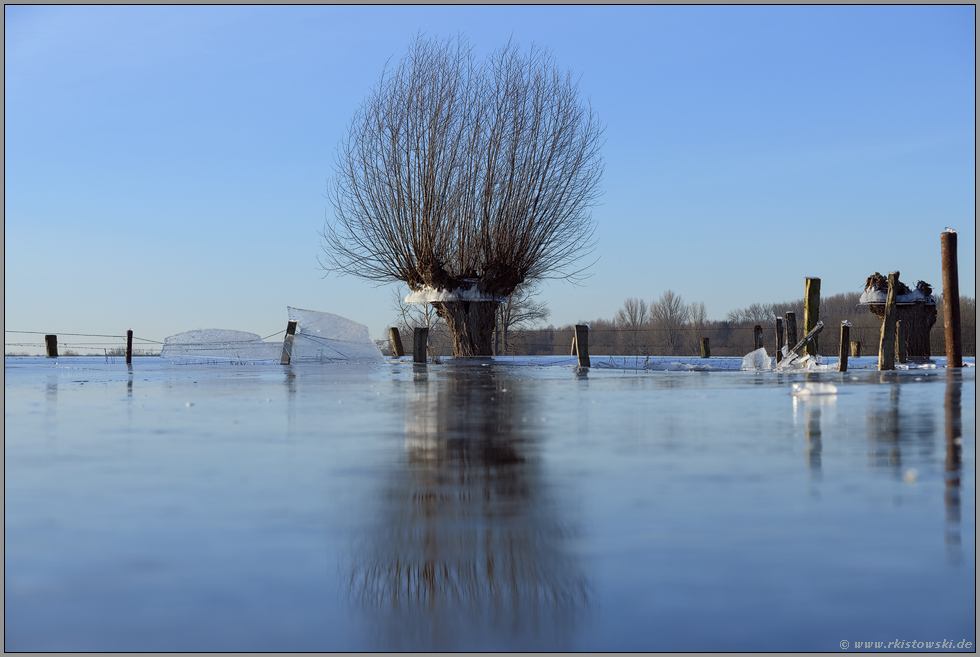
[160,329,281,362]
[286,306,383,362]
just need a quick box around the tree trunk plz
[433,301,498,357]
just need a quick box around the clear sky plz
[5,5,975,347]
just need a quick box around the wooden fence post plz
[45,334,58,358]
[838,322,850,372]
[280,320,297,365]
[570,333,577,356]
[389,327,404,358]
[413,327,428,363]
[878,271,899,371]
[896,320,907,364]
[804,278,821,356]
[850,341,861,358]
[753,325,764,351]
[126,329,133,364]
[941,230,962,368]
[700,337,710,359]
[785,312,798,353]
[775,318,784,363]
[574,325,590,367]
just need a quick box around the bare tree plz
[320,35,604,356]
[650,290,688,356]
[688,301,707,354]
[614,298,648,355]
[496,281,550,355]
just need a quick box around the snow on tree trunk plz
[433,301,498,357]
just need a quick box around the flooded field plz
[4,356,976,651]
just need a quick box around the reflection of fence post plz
[280,320,297,365]
[878,271,899,371]
[775,318,784,363]
[574,325,590,367]
[126,329,133,364]
[941,231,962,368]
[785,312,798,352]
[850,341,861,357]
[753,325,763,350]
[838,322,850,372]
[413,327,428,363]
[700,337,710,358]
[896,320,907,364]
[389,327,404,358]
[45,334,58,358]
[804,278,821,356]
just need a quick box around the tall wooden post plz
[389,327,404,358]
[850,341,861,358]
[753,325,764,351]
[803,278,821,356]
[413,327,428,363]
[878,271,899,371]
[700,337,710,358]
[280,320,297,365]
[126,329,133,364]
[941,231,962,368]
[838,322,850,372]
[775,318,784,363]
[574,325,590,367]
[45,334,58,358]
[896,320,907,364]
[785,312,798,353]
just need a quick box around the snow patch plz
[404,286,506,304]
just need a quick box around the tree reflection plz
[348,365,589,648]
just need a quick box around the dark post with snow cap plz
[804,278,821,356]
[280,320,297,365]
[574,325,590,367]
[775,318,784,363]
[941,230,962,368]
[838,322,850,372]
[785,312,798,353]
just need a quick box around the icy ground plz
[4,356,976,651]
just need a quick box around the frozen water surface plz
[4,356,975,651]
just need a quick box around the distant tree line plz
[386,288,976,358]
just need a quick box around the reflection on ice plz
[348,366,589,649]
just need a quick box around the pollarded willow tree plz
[320,35,604,356]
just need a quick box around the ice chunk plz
[161,329,281,362]
[286,307,383,362]
[741,348,771,371]
[161,308,384,363]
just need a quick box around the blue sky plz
[5,5,975,346]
